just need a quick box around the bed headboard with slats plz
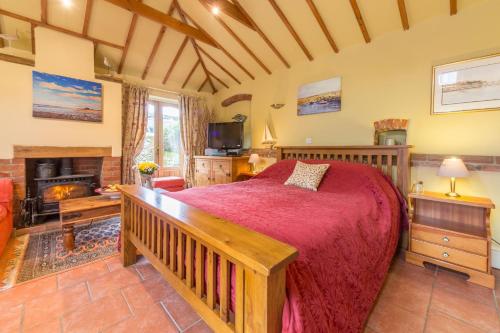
[276,145,412,196]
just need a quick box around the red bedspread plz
[165,160,402,333]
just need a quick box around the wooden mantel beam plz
[0,9,124,50]
[103,0,217,47]
[349,0,371,43]
[203,0,254,30]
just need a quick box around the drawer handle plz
[442,252,450,258]
[442,236,449,243]
[219,164,223,168]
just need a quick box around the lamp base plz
[445,192,460,197]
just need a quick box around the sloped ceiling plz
[0,0,489,93]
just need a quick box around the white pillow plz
[284,161,330,191]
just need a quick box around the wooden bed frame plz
[119,145,411,333]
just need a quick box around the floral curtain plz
[121,84,149,185]
[179,95,212,188]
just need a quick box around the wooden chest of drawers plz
[405,191,495,288]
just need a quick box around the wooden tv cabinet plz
[194,156,250,187]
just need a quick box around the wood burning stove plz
[34,174,95,216]
[21,157,100,226]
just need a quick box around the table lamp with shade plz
[248,154,260,174]
[438,157,469,197]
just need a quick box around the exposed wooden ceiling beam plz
[203,0,254,29]
[0,21,4,48]
[41,0,48,24]
[82,0,94,36]
[103,0,217,47]
[182,60,200,89]
[0,9,124,50]
[450,0,457,15]
[198,46,240,84]
[208,70,229,89]
[233,0,290,68]
[30,23,35,53]
[397,0,409,30]
[349,0,371,43]
[182,10,251,81]
[198,77,209,92]
[176,3,217,94]
[268,0,313,61]
[117,12,139,74]
[142,1,176,80]
[162,36,189,84]
[198,0,271,75]
[305,0,338,53]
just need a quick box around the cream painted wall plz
[214,1,500,246]
[0,27,122,158]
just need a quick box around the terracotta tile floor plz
[1,253,500,333]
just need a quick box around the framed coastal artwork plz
[33,71,103,122]
[432,54,500,115]
[297,77,341,116]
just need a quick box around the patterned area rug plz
[0,234,29,291]
[17,217,120,283]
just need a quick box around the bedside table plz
[237,171,260,181]
[405,191,495,288]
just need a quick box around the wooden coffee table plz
[59,195,121,251]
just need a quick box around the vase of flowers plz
[137,161,159,189]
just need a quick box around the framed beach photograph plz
[297,77,341,116]
[432,54,500,115]
[33,71,103,122]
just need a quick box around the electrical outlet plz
[305,137,313,144]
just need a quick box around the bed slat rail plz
[276,145,412,196]
[119,186,298,333]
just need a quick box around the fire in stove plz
[43,184,89,202]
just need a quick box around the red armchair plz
[0,178,13,256]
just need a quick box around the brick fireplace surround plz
[0,146,121,227]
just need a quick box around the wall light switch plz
[305,137,313,144]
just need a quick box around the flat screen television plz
[208,122,243,149]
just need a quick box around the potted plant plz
[137,161,159,189]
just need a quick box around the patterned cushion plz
[284,161,330,191]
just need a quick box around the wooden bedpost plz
[120,195,137,266]
[396,146,411,196]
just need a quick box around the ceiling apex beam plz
[198,0,271,74]
[203,0,254,30]
[349,0,371,43]
[41,0,48,24]
[82,0,94,36]
[103,0,217,47]
[176,2,217,93]
[142,0,177,80]
[182,10,251,81]
[305,0,338,53]
[397,0,409,30]
[450,0,457,15]
[267,0,313,61]
[232,0,290,68]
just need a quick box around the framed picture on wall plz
[33,71,103,122]
[432,54,500,115]
[297,77,341,116]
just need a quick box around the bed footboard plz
[119,186,298,333]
